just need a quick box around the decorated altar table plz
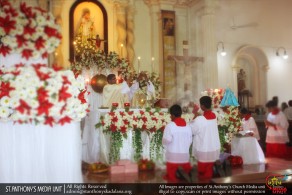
[95,108,171,165]
[0,122,82,183]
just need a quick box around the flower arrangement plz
[96,109,194,163]
[201,88,224,109]
[138,159,155,171]
[0,0,61,59]
[0,63,89,126]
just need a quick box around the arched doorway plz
[232,46,269,111]
[69,0,108,61]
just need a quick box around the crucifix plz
[168,40,204,102]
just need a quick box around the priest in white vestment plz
[102,74,130,108]
[265,100,289,158]
[190,96,221,179]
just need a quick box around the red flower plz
[16,99,31,115]
[128,111,134,115]
[123,119,129,125]
[35,37,45,50]
[20,3,35,18]
[119,111,125,117]
[60,104,66,114]
[0,15,16,34]
[42,52,48,59]
[0,0,11,7]
[58,85,72,102]
[37,100,53,115]
[9,70,20,76]
[142,124,147,130]
[52,64,63,71]
[0,82,15,98]
[44,26,61,38]
[109,112,115,116]
[78,90,87,104]
[24,23,36,36]
[0,45,11,56]
[151,117,158,122]
[140,110,145,115]
[59,116,72,125]
[37,87,49,103]
[15,63,25,68]
[112,116,118,123]
[110,124,117,132]
[62,76,71,85]
[21,49,33,60]
[44,116,54,127]
[4,7,18,17]
[120,126,127,134]
[16,35,28,49]
[34,68,50,81]
[141,116,147,122]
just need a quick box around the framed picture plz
[69,0,108,61]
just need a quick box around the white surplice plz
[190,116,220,162]
[242,117,260,140]
[162,122,192,163]
[266,111,289,143]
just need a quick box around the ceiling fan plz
[230,17,259,30]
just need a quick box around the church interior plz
[0,0,292,190]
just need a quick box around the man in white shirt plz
[240,108,260,140]
[265,100,289,158]
[190,96,221,180]
[162,104,193,182]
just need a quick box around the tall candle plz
[138,56,141,73]
[151,57,154,72]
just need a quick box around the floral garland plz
[0,63,89,126]
[96,109,194,163]
[0,0,61,59]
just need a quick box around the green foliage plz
[132,129,143,162]
[150,130,164,161]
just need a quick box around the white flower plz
[0,97,11,107]
[0,107,10,118]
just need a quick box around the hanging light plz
[276,47,288,59]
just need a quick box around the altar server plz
[240,108,260,140]
[162,104,193,182]
[265,100,289,158]
[190,96,221,179]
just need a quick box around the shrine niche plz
[232,46,268,111]
[69,0,108,61]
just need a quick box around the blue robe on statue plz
[220,87,239,107]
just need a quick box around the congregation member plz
[162,105,193,182]
[265,100,289,158]
[240,108,260,140]
[190,96,221,179]
[284,100,292,120]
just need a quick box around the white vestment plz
[242,117,260,140]
[162,122,192,163]
[129,81,156,106]
[102,81,130,108]
[190,116,220,162]
[266,111,289,143]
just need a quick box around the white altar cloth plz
[0,122,82,183]
[231,137,265,165]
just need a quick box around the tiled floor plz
[83,157,292,183]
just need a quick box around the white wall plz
[215,0,292,104]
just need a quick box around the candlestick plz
[137,56,141,73]
[151,57,154,72]
[120,44,124,58]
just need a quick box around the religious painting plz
[69,0,108,61]
[161,10,176,100]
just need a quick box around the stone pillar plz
[199,0,218,89]
[116,3,127,59]
[126,6,135,67]
[51,0,64,67]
